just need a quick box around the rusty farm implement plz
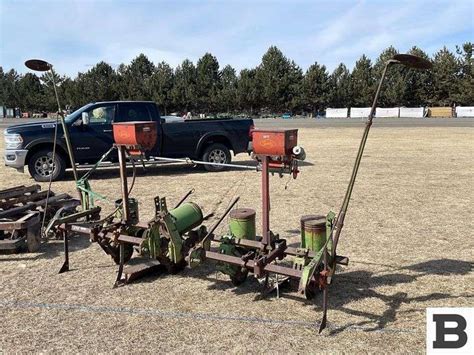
[45,54,432,332]
[0,184,80,253]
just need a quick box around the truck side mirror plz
[82,112,90,125]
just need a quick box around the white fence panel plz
[325,108,348,118]
[455,106,474,117]
[350,107,371,118]
[399,107,425,118]
[375,107,399,118]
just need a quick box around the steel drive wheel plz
[202,143,231,172]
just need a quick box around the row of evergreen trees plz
[1,43,472,115]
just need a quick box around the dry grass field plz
[0,123,473,353]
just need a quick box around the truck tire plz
[28,149,66,182]
[202,143,231,172]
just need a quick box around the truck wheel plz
[28,149,66,182]
[202,143,231,172]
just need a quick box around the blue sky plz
[1,0,472,77]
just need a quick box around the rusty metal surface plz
[210,235,348,266]
[63,223,93,235]
[261,156,270,247]
[0,184,79,254]
[43,194,77,206]
[300,215,324,224]
[112,121,158,151]
[0,237,26,251]
[117,146,130,223]
[205,250,320,283]
[300,214,323,223]
[0,192,76,219]
[0,185,40,200]
[0,191,50,210]
[0,212,41,253]
[230,208,256,219]
[0,212,40,230]
[25,59,51,71]
[124,260,163,283]
[252,129,298,156]
[301,215,326,230]
[116,234,143,245]
[393,54,433,69]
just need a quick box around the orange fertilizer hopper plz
[252,129,298,156]
[112,121,157,154]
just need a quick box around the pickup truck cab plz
[4,101,254,181]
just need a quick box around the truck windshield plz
[64,103,94,123]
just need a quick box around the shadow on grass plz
[79,255,473,329]
[0,234,91,263]
[327,259,473,334]
[6,231,471,334]
[184,257,473,332]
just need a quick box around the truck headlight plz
[4,133,23,149]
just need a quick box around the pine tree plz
[39,69,64,111]
[403,46,434,106]
[151,61,174,115]
[121,54,155,100]
[0,69,20,108]
[328,63,352,108]
[115,63,128,100]
[17,73,44,111]
[237,68,261,115]
[75,61,118,104]
[172,59,197,112]
[373,46,406,107]
[60,77,80,110]
[432,47,460,106]
[455,42,474,105]
[286,61,304,113]
[256,46,301,112]
[2,43,471,114]
[351,55,374,107]
[218,65,238,113]
[196,53,220,113]
[301,62,329,114]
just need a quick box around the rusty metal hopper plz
[25,59,52,72]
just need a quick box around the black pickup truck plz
[4,101,254,181]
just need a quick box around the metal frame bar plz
[117,145,130,223]
[261,156,270,247]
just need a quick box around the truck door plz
[160,121,199,158]
[69,103,116,163]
